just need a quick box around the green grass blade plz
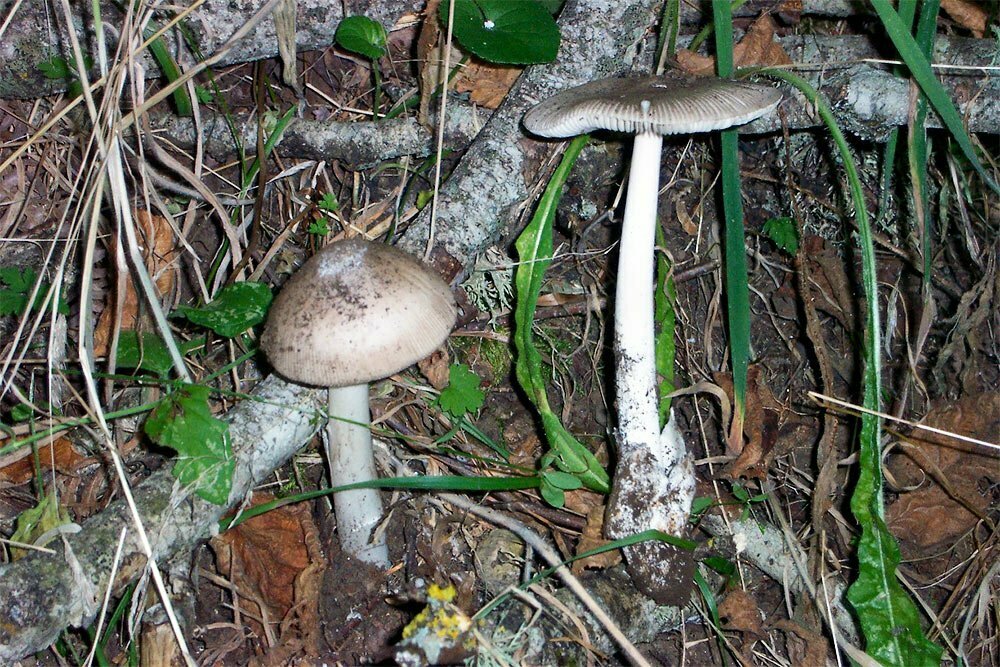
[513,135,609,492]
[908,0,940,295]
[145,29,193,116]
[222,475,544,530]
[870,0,999,195]
[764,68,943,667]
[714,1,750,446]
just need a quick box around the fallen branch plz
[0,376,324,661]
[0,0,419,98]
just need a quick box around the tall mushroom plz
[524,73,780,602]
[261,238,457,566]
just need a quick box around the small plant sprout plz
[524,72,780,603]
[261,239,456,566]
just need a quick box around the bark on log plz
[0,376,324,662]
[151,29,1000,171]
[0,0,419,99]
[395,0,666,275]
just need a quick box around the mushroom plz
[523,73,780,602]
[261,238,457,566]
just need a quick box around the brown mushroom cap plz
[523,73,781,138]
[261,238,457,387]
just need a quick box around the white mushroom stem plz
[327,384,390,567]
[608,131,695,555]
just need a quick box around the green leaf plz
[762,217,799,255]
[145,384,234,505]
[38,57,71,80]
[701,555,736,577]
[542,470,583,490]
[539,479,565,508]
[307,218,330,236]
[115,331,174,377]
[654,227,677,427]
[0,267,69,317]
[335,15,388,60]
[689,496,713,521]
[318,192,340,212]
[443,0,560,65]
[11,489,72,556]
[513,134,608,493]
[175,282,272,338]
[438,363,486,418]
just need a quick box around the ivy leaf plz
[443,0,560,65]
[762,217,799,255]
[175,282,272,338]
[438,363,485,418]
[335,16,388,60]
[145,384,234,505]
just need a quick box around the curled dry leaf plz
[211,494,325,652]
[941,0,987,37]
[718,588,765,640]
[775,619,828,667]
[677,15,792,75]
[886,393,1000,552]
[0,435,94,485]
[417,347,451,390]
[93,210,179,355]
[571,505,622,574]
[726,365,783,478]
[453,62,523,109]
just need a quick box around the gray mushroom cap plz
[523,73,781,138]
[261,238,457,387]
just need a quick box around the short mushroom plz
[524,73,780,603]
[261,238,457,566]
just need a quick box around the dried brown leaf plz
[571,505,622,574]
[941,0,987,37]
[677,15,792,76]
[212,494,325,647]
[453,62,522,109]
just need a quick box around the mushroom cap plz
[261,238,457,387]
[523,73,781,138]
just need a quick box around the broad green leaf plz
[513,134,608,493]
[438,363,485,418]
[762,217,799,255]
[335,15,388,60]
[116,331,174,377]
[145,384,234,505]
[443,0,559,65]
[174,282,272,338]
[542,470,583,490]
[539,479,565,508]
